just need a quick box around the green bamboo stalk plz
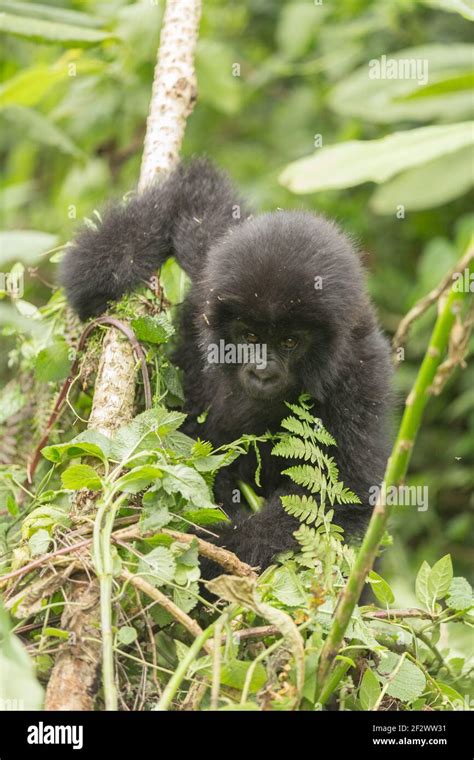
[316,246,473,698]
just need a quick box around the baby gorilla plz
[62,159,393,570]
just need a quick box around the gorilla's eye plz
[280,336,298,350]
[243,331,259,343]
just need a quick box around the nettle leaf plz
[271,567,306,607]
[42,431,111,465]
[137,547,176,587]
[28,528,51,556]
[182,508,229,526]
[111,408,186,460]
[117,626,137,645]
[446,577,473,611]
[368,570,395,606]
[220,660,267,693]
[427,554,453,602]
[160,464,216,508]
[0,12,115,46]
[140,503,171,533]
[35,340,71,383]
[173,583,199,613]
[359,668,382,711]
[131,314,175,344]
[378,653,426,703]
[115,465,164,494]
[415,560,432,609]
[61,464,102,491]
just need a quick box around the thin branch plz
[316,247,474,700]
[121,568,212,655]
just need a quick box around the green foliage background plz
[0,0,473,628]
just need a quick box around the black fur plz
[62,159,393,572]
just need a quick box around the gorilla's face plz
[228,318,312,401]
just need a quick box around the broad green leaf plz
[110,408,186,460]
[446,577,473,610]
[137,547,176,587]
[0,230,58,264]
[160,464,216,508]
[117,626,137,645]
[131,314,174,344]
[399,72,474,100]
[0,60,102,108]
[0,12,115,46]
[4,106,81,156]
[378,653,426,703]
[61,464,102,491]
[371,144,474,213]
[0,606,44,709]
[329,44,474,123]
[42,431,111,465]
[159,257,190,305]
[427,554,453,601]
[368,570,395,606]
[220,660,267,693]
[28,528,50,556]
[279,122,474,193]
[182,508,229,526]
[0,2,103,27]
[173,583,199,614]
[35,340,71,383]
[116,465,164,494]
[422,0,474,21]
[272,567,306,606]
[359,668,382,710]
[415,560,432,609]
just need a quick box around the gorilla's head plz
[196,211,372,405]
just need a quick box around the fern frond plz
[280,494,320,524]
[282,464,322,493]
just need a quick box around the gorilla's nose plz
[247,362,282,394]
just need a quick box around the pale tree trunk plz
[45,0,202,710]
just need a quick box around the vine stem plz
[316,245,474,699]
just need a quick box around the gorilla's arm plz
[61,159,247,320]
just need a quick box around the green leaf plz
[368,571,395,606]
[0,12,115,46]
[272,567,306,606]
[427,554,453,602]
[329,44,474,123]
[446,577,473,610]
[0,2,103,27]
[0,606,44,709]
[220,660,267,693]
[61,464,102,491]
[116,465,164,494]
[42,431,111,465]
[137,547,176,588]
[117,626,137,645]
[0,230,58,265]
[370,144,474,213]
[28,528,50,556]
[415,560,432,609]
[131,314,174,344]
[378,653,426,703]
[159,258,190,305]
[4,106,81,156]
[35,340,71,383]
[359,668,382,710]
[280,122,474,194]
[160,464,216,508]
[421,0,474,21]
